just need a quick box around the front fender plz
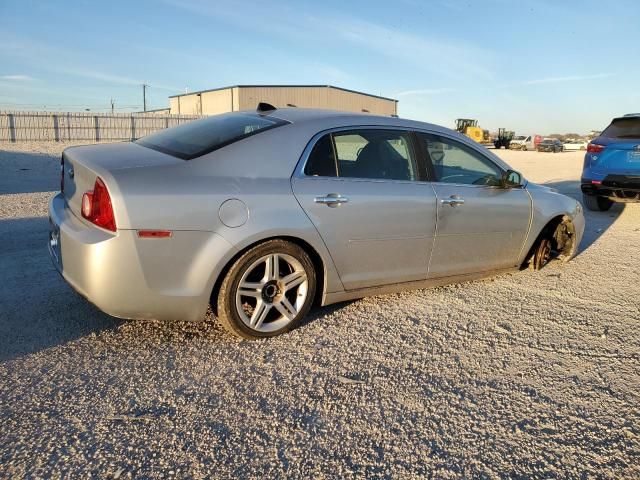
[521,184,585,263]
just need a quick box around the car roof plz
[262,107,452,135]
[612,113,640,122]
[252,107,512,172]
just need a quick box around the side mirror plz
[502,169,523,188]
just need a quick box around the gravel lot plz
[1,142,639,478]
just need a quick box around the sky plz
[1,0,638,134]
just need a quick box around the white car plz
[509,135,536,151]
[48,107,585,339]
[562,140,588,151]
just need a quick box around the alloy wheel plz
[234,253,309,332]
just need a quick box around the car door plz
[525,136,534,150]
[414,132,531,278]
[291,128,437,290]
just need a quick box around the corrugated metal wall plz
[0,112,203,142]
[170,86,397,116]
[201,89,234,115]
[239,86,397,115]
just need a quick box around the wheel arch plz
[520,214,577,269]
[209,235,328,315]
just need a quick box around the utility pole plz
[142,83,148,112]
[110,98,115,114]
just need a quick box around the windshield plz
[136,112,288,159]
[513,136,526,140]
[602,117,640,139]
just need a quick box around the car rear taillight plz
[60,156,64,193]
[587,143,605,153]
[81,177,116,232]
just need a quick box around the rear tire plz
[216,240,316,339]
[582,194,613,212]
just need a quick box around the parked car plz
[563,140,588,151]
[49,107,585,339]
[509,134,541,151]
[581,113,640,211]
[537,138,564,153]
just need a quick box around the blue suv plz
[581,113,640,211]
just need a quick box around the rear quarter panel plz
[111,126,344,299]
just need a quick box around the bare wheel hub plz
[534,238,552,270]
[261,281,280,303]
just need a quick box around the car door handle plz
[314,194,349,207]
[440,195,465,207]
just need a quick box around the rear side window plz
[305,134,337,177]
[304,129,418,181]
[333,129,418,181]
[136,112,288,159]
[602,117,640,139]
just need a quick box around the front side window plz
[333,129,417,181]
[417,133,502,186]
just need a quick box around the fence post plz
[52,114,60,142]
[8,113,16,142]
[94,115,100,142]
[130,115,136,140]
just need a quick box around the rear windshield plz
[136,112,288,159]
[602,117,640,139]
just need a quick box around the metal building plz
[169,85,398,116]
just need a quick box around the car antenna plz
[257,102,277,113]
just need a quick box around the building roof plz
[168,85,398,102]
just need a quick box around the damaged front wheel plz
[527,216,576,271]
[532,238,552,270]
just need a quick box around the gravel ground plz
[1,142,639,479]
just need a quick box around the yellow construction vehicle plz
[455,119,492,145]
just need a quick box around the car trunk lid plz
[62,141,183,221]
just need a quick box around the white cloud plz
[313,64,352,83]
[328,19,495,81]
[163,0,495,82]
[0,74,34,81]
[523,73,615,85]
[0,35,180,92]
[396,88,455,97]
[60,68,140,86]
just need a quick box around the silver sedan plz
[49,107,585,338]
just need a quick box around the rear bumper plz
[48,193,235,322]
[581,175,640,201]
